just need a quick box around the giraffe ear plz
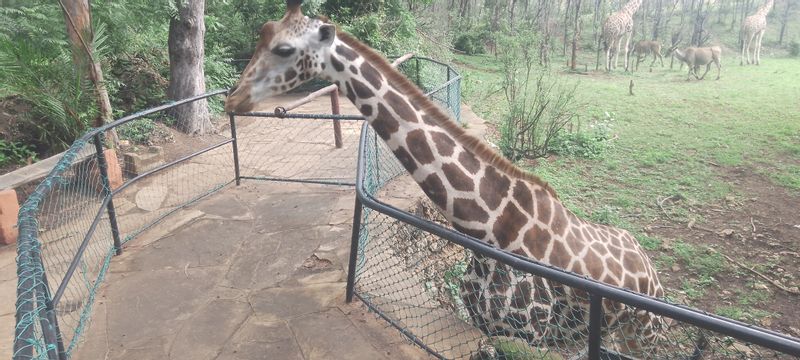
[319,24,336,45]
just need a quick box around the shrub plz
[496,35,579,162]
[550,112,615,159]
[453,33,485,55]
[118,119,156,144]
[790,40,800,57]
[0,140,37,167]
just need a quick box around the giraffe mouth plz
[225,86,255,114]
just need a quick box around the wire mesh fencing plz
[349,124,800,360]
[14,55,463,360]
[14,91,238,359]
[396,57,462,124]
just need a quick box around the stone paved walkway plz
[1,91,489,359]
[73,182,430,360]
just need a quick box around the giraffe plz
[225,0,668,356]
[741,0,774,66]
[602,0,642,72]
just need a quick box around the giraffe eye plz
[271,44,296,58]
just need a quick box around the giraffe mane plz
[335,30,559,198]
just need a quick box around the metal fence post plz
[446,68,451,111]
[93,134,122,256]
[229,113,242,185]
[415,57,422,87]
[345,197,364,303]
[330,90,343,148]
[588,294,604,359]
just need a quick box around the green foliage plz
[0,37,96,152]
[497,35,579,162]
[117,119,156,144]
[321,0,418,55]
[453,26,490,55]
[551,113,615,159]
[636,234,662,251]
[0,140,37,167]
[672,241,726,278]
[790,40,800,57]
[443,260,467,305]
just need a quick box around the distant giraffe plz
[225,0,668,356]
[741,0,775,65]
[602,0,643,71]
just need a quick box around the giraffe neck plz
[622,0,641,16]
[757,0,773,16]
[321,32,563,249]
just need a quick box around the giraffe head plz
[225,0,335,113]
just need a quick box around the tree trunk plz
[563,0,571,56]
[59,0,113,128]
[168,0,211,135]
[779,0,790,44]
[571,0,582,70]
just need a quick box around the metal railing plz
[13,54,461,359]
[347,122,800,359]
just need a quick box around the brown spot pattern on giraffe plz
[349,65,358,74]
[535,189,552,224]
[385,91,418,123]
[491,269,511,293]
[453,223,487,240]
[548,240,571,269]
[430,132,456,157]
[360,62,383,89]
[492,203,527,248]
[344,82,356,103]
[550,204,568,236]
[513,181,535,216]
[459,151,481,174]
[360,104,373,117]
[511,281,532,309]
[524,225,550,259]
[442,163,474,191]
[350,78,374,99]
[420,173,448,210]
[584,248,604,280]
[392,147,417,173]
[335,45,358,61]
[372,104,400,140]
[622,251,645,273]
[330,55,345,72]
[564,233,584,255]
[453,198,488,222]
[480,167,511,210]
[406,129,435,165]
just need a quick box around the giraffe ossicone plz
[226,0,668,356]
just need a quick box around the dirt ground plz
[648,165,800,337]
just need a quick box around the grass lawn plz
[452,50,800,333]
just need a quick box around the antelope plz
[670,46,722,81]
[630,40,664,70]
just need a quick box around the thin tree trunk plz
[779,0,790,44]
[168,0,211,135]
[59,0,113,128]
[571,0,582,70]
[563,0,571,56]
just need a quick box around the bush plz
[496,35,579,162]
[453,33,485,55]
[0,140,37,167]
[118,119,156,144]
[550,112,615,159]
[790,40,800,57]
